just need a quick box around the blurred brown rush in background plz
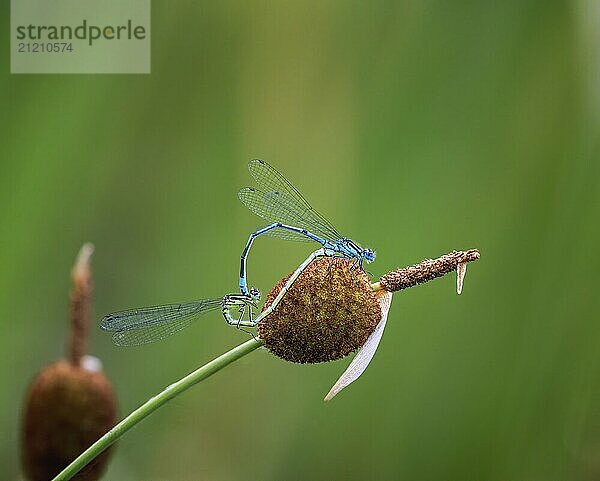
[21,244,117,481]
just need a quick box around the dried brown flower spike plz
[258,257,382,363]
[21,244,117,481]
[375,249,480,293]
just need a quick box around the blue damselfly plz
[238,159,375,295]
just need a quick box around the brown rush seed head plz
[377,249,480,292]
[21,360,117,481]
[258,257,382,363]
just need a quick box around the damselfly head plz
[249,286,261,302]
[363,248,376,263]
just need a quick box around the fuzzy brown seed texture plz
[258,257,382,363]
[21,361,117,481]
[379,249,480,292]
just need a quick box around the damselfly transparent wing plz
[238,187,312,242]
[100,298,222,347]
[324,290,393,401]
[240,187,340,242]
[263,191,348,242]
[248,159,311,207]
[241,159,342,242]
[248,159,342,240]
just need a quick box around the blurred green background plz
[2,1,600,480]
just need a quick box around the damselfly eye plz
[249,287,261,301]
[364,249,376,262]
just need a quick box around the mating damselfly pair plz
[101,160,376,346]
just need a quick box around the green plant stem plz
[51,337,263,481]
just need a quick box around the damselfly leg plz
[221,290,261,328]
